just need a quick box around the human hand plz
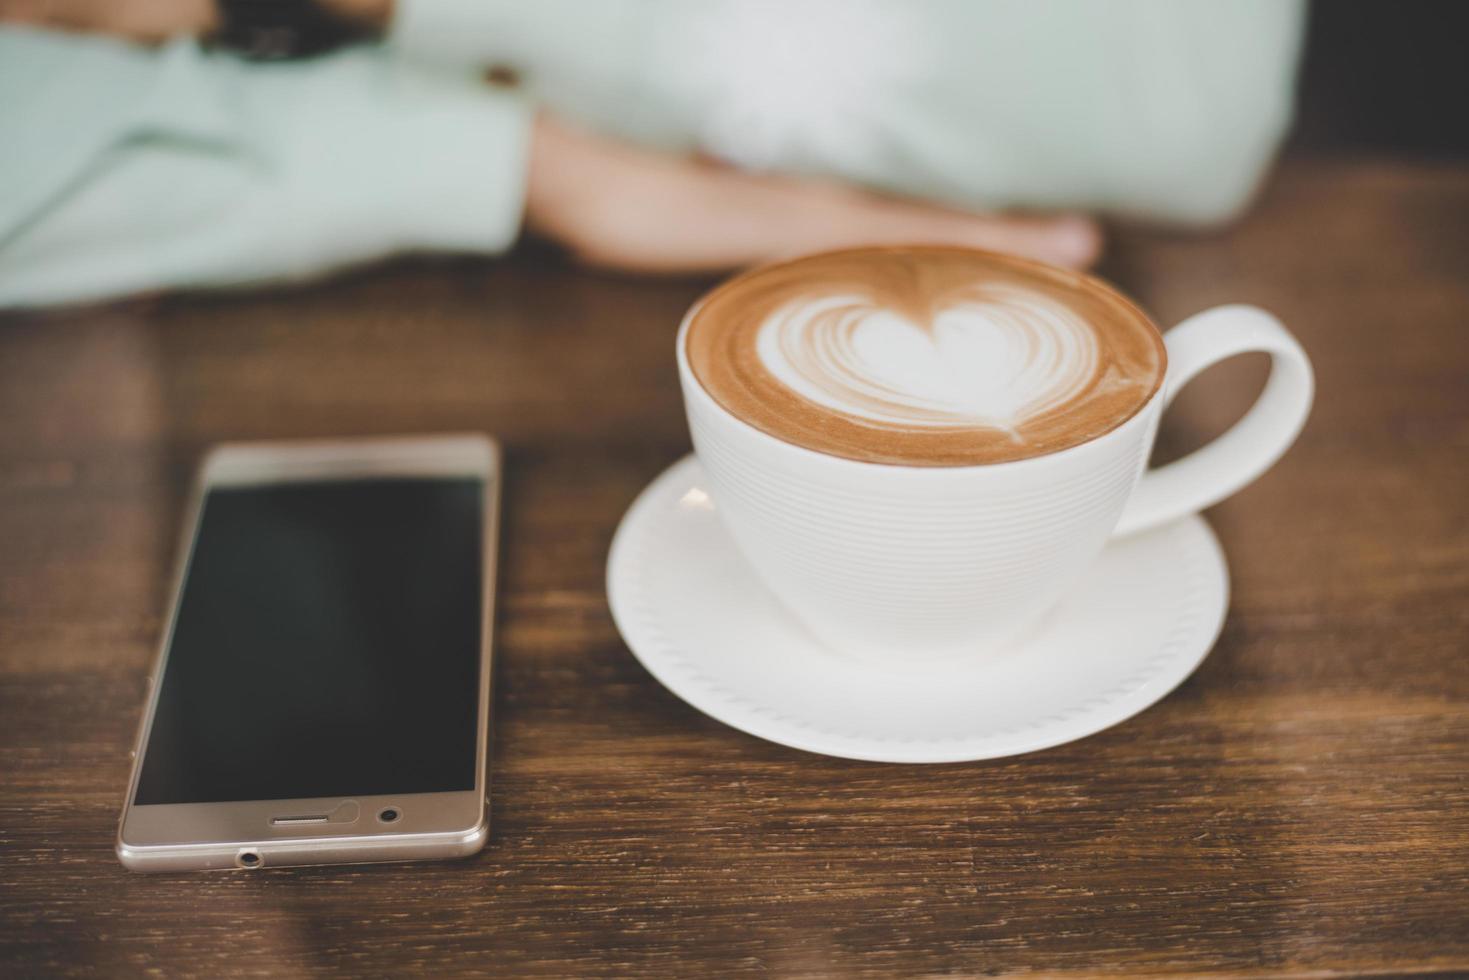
[525,116,1100,274]
[0,0,390,42]
[0,0,217,43]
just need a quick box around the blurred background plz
[1292,0,1469,157]
[2,0,1466,308]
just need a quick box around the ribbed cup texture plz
[685,384,1158,663]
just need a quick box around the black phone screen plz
[133,477,484,805]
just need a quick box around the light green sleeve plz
[392,0,1305,225]
[0,28,531,310]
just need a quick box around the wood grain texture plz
[1,159,1467,978]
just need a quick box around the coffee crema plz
[684,247,1166,466]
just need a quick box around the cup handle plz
[1113,305,1314,537]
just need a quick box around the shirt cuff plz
[337,63,533,255]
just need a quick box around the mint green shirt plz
[0,0,1305,309]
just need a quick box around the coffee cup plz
[677,246,1313,663]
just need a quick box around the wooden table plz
[2,158,1467,977]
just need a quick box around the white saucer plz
[607,455,1230,764]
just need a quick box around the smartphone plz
[117,435,498,872]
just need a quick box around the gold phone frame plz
[116,434,499,872]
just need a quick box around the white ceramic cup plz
[677,273,1314,664]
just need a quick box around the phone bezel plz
[117,434,499,872]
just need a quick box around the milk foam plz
[755,285,1101,437]
[684,246,1165,466]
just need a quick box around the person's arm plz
[522,115,1098,275]
[0,24,1098,310]
[0,27,529,309]
[4,0,1306,235]
[387,0,1306,226]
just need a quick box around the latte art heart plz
[756,286,1101,435]
[684,247,1165,466]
